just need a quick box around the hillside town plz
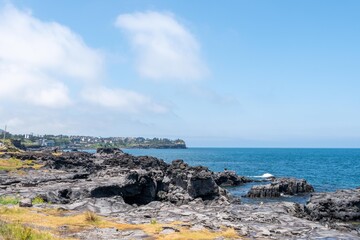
[0,130,186,149]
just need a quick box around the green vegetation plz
[150,218,157,224]
[0,221,56,240]
[31,196,45,205]
[0,158,43,172]
[0,196,20,205]
[7,131,186,149]
[87,137,186,149]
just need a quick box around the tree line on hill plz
[0,130,186,149]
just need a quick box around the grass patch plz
[156,227,239,240]
[0,207,24,215]
[0,158,43,171]
[0,206,242,239]
[0,221,57,240]
[0,196,20,205]
[32,196,45,205]
[0,158,23,171]
[84,211,100,223]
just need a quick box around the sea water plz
[124,148,360,203]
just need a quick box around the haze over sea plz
[123,148,360,201]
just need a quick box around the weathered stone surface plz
[246,178,314,198]
[55,200,358,239]
[304,188,360,222]
[70,228,150,240]
[1,149,359,239]
[0,149,236,206]
[19,198,32,207]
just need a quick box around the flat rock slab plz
[70,228,151,240]
[104,201,359,240]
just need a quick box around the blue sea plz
[123,148,360,203]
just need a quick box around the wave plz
[251,173,274,178]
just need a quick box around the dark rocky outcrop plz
[44,152,96,172]
[214,170,252,187]
[304,188,360,222]
[154,160,226,204]
[96,148,123,155]
[246,178,314,198]
[10,139,26,151]
[1,148,360,239]
[0,149,241,206]
[101,154,168,171]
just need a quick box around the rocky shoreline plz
[0,148,359,239]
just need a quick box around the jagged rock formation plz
[246,178,314,198]
[213,170,252,187]
[0,149,359,239]
[0,150,234,206]
[304,188,360,222]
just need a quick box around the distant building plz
[38,139,56,147]
[24,133,34,140]
[38,139,46,146]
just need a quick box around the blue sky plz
[0,0,360,147]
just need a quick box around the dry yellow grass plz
[0,158,43,171]
[0,158,23,170]
[52,152,63,157]
[0,206,242,239]
[0,221,64,240]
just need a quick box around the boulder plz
[213,170,251,187]
[304,188,360,221]
[188,171,219,199]
[246,178,314,198]
[164,160,224,202]
[19,198,32,207]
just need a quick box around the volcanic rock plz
[214,170,252,187]
[246,178,314,198]
[304,188,360,221]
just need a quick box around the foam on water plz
[252,173,274,178]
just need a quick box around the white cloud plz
[116,11,208,81]
[0,4,103,108]
[0,5,168,114]
[0,5,102,80]
[0,64,71,107]
[0,4,171,139]
[82,87,168,114]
